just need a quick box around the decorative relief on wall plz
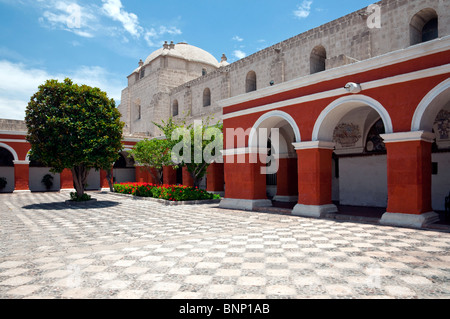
[434,110,450,140]
[333,123,362,148]
[366,119,386,153]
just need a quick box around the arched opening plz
[172,100,179,117]
[310,45,327,74]
[246,71,257,93]
[410,8,438,46]
[249,111,301,207]
[203,88,211,107]
[314,96,393,214]
[113,151,136,184]
[412,79,450,212]
[0,146,15,193]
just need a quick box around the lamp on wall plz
[344,82,362,94]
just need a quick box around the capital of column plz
[13,160,30,165]
[380,131,435,144]
[292,141,335,150]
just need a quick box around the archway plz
[113,150,136,184]
[0,146,15,193]
[313,95,393,210]
[249,111,301,206]
[412,79,450,211]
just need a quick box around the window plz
[172,100,179,117]
[202,68,207,76]
[137,104,141,120]
[410,8,438,46]
[245,71,257,93]
[203,88,211,107]
[310,45,326,74]
[139,67,145,79]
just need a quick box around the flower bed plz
[113,182,221,202]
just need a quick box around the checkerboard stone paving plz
[0,191,449,299]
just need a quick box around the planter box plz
[110,192,221,206]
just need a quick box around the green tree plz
[25,78,124,200]
[128,138,174,184]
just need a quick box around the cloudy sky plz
[0,0,375,120]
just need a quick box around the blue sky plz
[0,0,376,121]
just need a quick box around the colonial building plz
[1,0,449,228]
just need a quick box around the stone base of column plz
[292,203,338,218]
[273,195,298,202]
[13,190,31,194]
[380,212,439,229]
[219,198,272,211]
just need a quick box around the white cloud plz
[144,26,182,47]
[0,60,124,120]
[232,35,243,42]
[233,50,246,60]
[294,0,313,19]
[101,0,142,37]
[39,0,96,38]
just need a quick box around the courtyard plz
[0,191,449,299]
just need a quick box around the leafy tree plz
[25,78,124,200]
[128,138,174,184]
[158,116,223,188]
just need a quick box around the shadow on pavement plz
[22,200,120,211]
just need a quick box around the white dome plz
[144,42,219,68]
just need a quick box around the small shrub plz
[70,192,92,202]
[41,174,54,190]
[0,177,7,190]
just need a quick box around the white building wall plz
[0,167,14,193]
[338,155,388,207]
[432,152,450,211]
[29,168,60,192]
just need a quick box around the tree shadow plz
[22,200,121,211]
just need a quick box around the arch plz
[412,78,450,132]
[203,88,211,107]
[246,71,257,93]
[312,95,393,142]
[172,99,179,117]
[0,143,18,162]
[248,110,301,150]
[410,8,438,46]
[310,45,327,74]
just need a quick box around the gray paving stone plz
[0,191,449,299]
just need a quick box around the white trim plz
[0,142,19,161]
[221,147,269,156]
[411,78,450,131]
[0,131,27,136]
[13,160,30,165]
[248,110,301,149]
[380,131,435,144]
[0,139,28,143]
[219,36,450,109]
[312,95,393,141]
[292,141,336,150]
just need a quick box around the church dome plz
[143,42,220,68]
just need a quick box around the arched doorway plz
[412,79,450,212]
[113,151,136,184]
[0,146,15,193]
[313,95,393,213]
[249,111,301,207]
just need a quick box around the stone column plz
[219,148,272,210]
[60,169,75,191]
[163,166,177,185]
[380,131,439,228]
[273,155,298,202]
[100,169,113,190]
[206,162,224,193]
[292,141,337,217]
[13,160,30,193]
[182,167,194,187]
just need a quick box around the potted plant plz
[0,177,7,191]
[41,174,54,190]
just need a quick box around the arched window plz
[137,104,141,120]
[172,100,179,117]
[203,88,211,107]
[310,45,326,74]
[246,71,257,93]
[410,8,438,46]
[139,67,145,79]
